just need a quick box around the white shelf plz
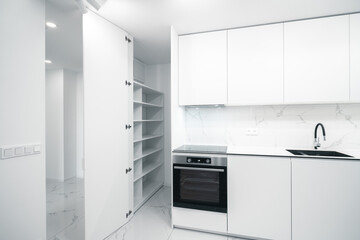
[134,147,163,162]
[134,161,163,182]
[135,181,163,211]
[132,76,164,212]
[134,119,163,123]
[134,134,163,143]
[134,101,163,108]
[134,81,162,95]
[143,181,163,201]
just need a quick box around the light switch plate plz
[24,146,33,154]
[4,148,14,157]
[0,143,41,159]
[15,147,24,156]
[33,145,41,153]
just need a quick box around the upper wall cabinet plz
[284,15,350,104]
[350,13,360,102]
[228,23,284,105]
[179,31,227,105]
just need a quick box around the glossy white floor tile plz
[46,178,85,240]
[47,182,245,240]
[107,187,246,240]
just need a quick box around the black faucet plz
[314,123,326,149]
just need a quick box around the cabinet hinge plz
[125,167,132,174]
[125,80,132,86]
[125,124,132,130]
[126,210,132,218]
[125,36,132,43]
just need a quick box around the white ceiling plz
[46,0,83,71]
[97,0,360,65]
[46,0,360,67]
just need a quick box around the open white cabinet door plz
[83,11,133,240]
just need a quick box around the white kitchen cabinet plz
[228,156,291,240]
[292,158,360,240]
[284,15,350,104]
[179,31,227,105]
[350,13,360,102]
[228,23,284,105]
[83,11,133,240]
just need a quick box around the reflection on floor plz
[47,180,244,240]
[106,187,244,240]
[46,178,84,240]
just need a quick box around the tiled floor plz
[46,178,85,240]
[46,179,244,240]
[106,187,245,240]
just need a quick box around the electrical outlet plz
[245,128,258,136]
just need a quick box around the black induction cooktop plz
[173,145,227,154]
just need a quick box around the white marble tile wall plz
[184,104,360,150]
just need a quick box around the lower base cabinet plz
[292,159,360,240]
[228,156,291,240]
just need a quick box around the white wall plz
[76,73,84,178]
[170,27,186,151]
[144,64,171,186]
[183,104,360,151]
[46,69,65,180]
[46,69,80,181]
[64,69,78,179]
[0,0,46,239]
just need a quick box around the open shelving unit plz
[133,80,164,211]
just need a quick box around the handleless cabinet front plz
[350,13,360,102]
[228,23,284,105]
[179,31,227,106]
[228,156,291,240]
[284,15,349,104]
[292,158,360,240]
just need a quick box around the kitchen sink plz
[286,149,353,158]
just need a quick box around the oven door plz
[173,164,227,213]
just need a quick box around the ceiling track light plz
[46,22,57,28]
[45,60,52,64]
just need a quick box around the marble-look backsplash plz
[184,104,360,150]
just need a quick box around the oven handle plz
[174,166,224,172]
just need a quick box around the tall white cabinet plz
[179,31,228,105]
[83,12,133,240]
[292,159,360,240]
[228,156,291,240]
[284,15,350,104]
[350,13,360,102]
[228,23,284,105]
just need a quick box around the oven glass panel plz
[179,169,220,204]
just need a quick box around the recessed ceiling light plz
[45,60,52,64]
[46,22,57,28]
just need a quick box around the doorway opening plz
[45,0,84,239]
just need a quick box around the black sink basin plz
[286,149,353,158]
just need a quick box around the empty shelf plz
[134,119,163,123]
[133,161,163,182]
[134,81,162,95]
[134,181,163,211]
[134,134,163,143]
[133,147,163,161]
[134,101,163,108]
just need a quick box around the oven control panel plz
[186,157,211,164]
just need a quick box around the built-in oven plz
[173,155,227,213]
